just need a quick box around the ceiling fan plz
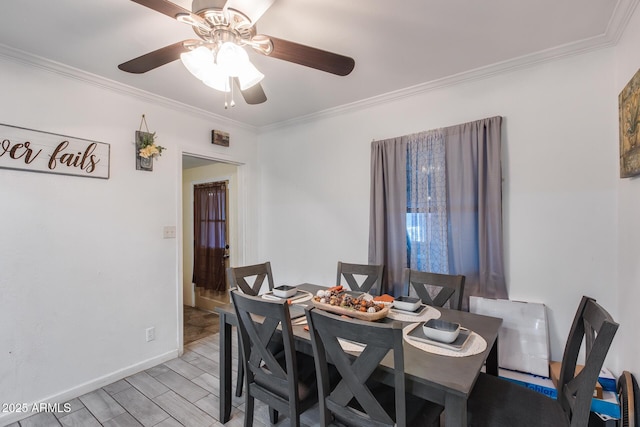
[118,0,356,106]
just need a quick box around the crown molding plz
[1,0,638,135]
[260,0,640,133]
[605,0,639,44]
[260,36,614,132]
[0,43,259,133]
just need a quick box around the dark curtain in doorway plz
[193,181,227,292]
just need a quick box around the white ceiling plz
[0,0,635,128]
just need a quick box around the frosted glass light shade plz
[180,46,214,80]
[203,65,231,92]
[237,61,264,90]
[216,42,250,77]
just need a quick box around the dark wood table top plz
[217,283,502,426]
[217,283,502,401]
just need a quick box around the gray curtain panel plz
[369,116,507,303]
[368,137,407,296]
[444,116,507,304]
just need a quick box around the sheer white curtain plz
[406,130,448,273]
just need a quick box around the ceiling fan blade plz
[118,40,200,73]
[264,36,355,76]
[130,0,209,30]
[130,0,192,19]
[234,78,267,104]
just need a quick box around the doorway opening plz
[181,153,242,344]
[193,179,229,310]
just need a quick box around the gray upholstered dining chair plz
[231,291,317,427]
[306,306,443,427]
[227,261,275,397]
[402,268,465,310]
[336,261,384,296]
[467,295,619,427]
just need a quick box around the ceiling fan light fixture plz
[175,13,211,33]
[237,61,264,90]
[180,46,214,80]
[216,41,249,77]
[202,67,231,92]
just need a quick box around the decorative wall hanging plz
[212,129,230,147]
[0,123,110,179]
[619,68,640,178]
[136,114,165,171]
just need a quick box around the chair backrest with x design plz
[402,268,465,310]
[227,261,274,296]
[557,296,619,427]
[336,262,384,296]
[231,290,308,427]
[306,306,407,427]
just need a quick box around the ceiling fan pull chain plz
[224,80,230,109]
[230,77,236,108]
[224,77,235,109]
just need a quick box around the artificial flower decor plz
[138,131,165,159]
[135,115,166,172]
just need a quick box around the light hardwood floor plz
[10,323,322,427]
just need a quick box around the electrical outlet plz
[146,327,155,342]
[163,226,176,239]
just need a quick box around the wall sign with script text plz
[0,123,110,179]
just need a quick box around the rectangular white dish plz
[273,285,298,298]
[393,296,422,312]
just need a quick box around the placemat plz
[402,323,487,357]
[387,305,441,322]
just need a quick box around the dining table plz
[215,283,502,427]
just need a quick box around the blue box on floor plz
[598,368,617,392]
[498,368,620,419]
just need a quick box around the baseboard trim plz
[0,349,179,426]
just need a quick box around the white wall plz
[3,8,640,420]
[614,3,640,378]
[0,55,259,424]
[258,48,621,368]
[182,162,239,305]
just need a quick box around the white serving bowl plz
[393,296,422,312]
[273,285,298,298]
[423,319,460,343]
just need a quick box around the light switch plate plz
[163,226,176,239]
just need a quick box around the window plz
[369,116,506,303]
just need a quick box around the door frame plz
[177,151,247,353]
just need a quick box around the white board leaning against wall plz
[0,123,110,179]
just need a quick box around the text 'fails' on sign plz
[0,123,110,179]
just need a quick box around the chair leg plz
[289,408,300,427]
[235,359,244,397]
[269,407,278,424]
[244,395,254,427]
